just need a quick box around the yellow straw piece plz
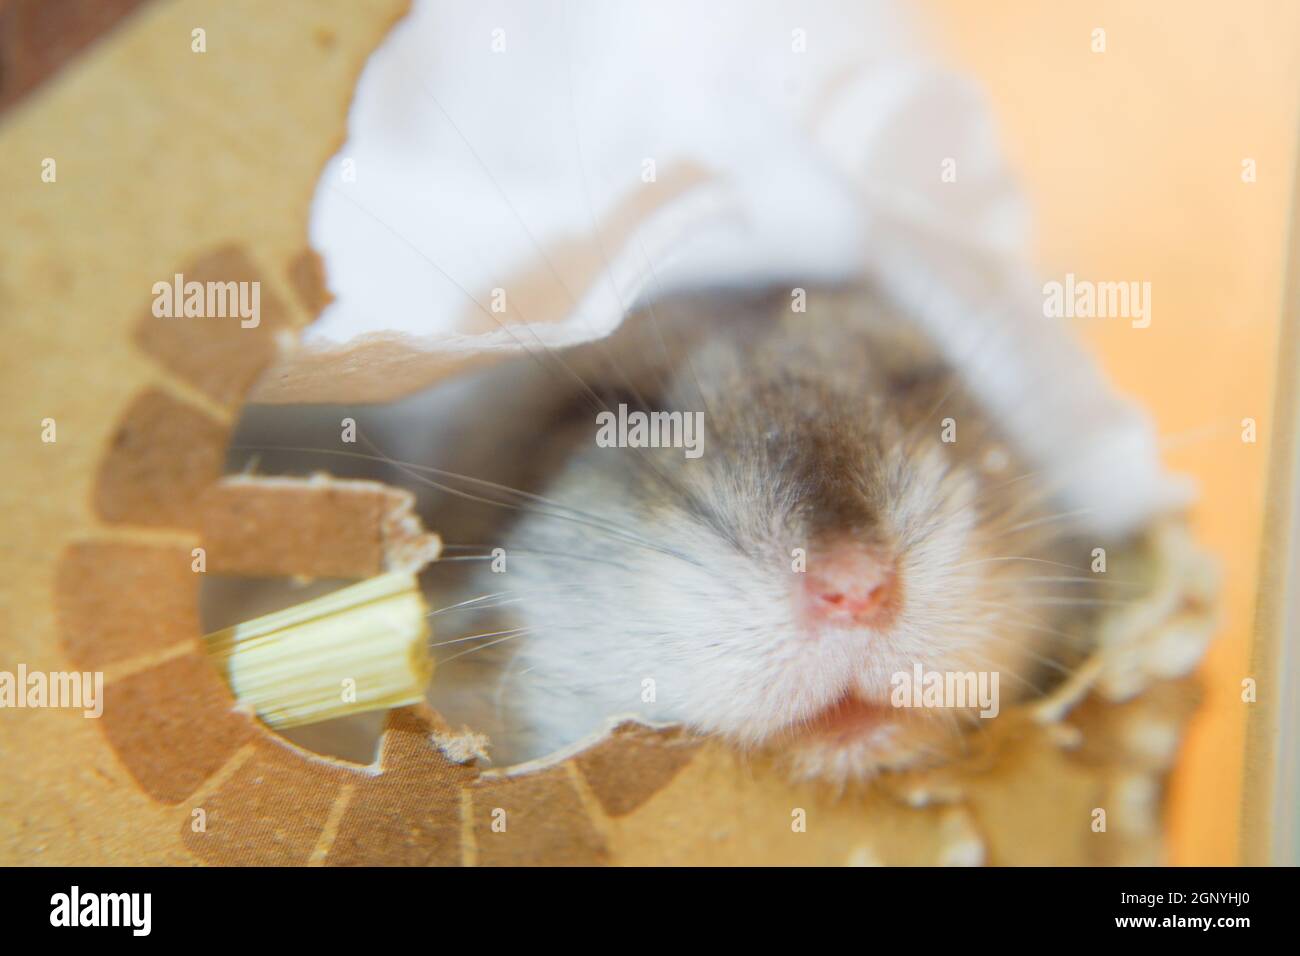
[205,572,433,729]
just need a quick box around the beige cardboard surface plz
[0,0,411,865]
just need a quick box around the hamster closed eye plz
[424,285,1103,782]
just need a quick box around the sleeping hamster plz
[421,284,1102,781]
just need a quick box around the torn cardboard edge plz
[201,466,1214,784]
[198,473,441,730]
[251,0,1186,546]
[200,472,442,578]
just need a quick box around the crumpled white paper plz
[261,0,1188,537]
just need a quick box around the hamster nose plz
[803,542,897,627]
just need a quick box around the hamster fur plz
[420,284,1106,781]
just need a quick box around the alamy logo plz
[890,663,1000,718]
[595,403,704,459]
[0,665,103,718]
[1042,273,1151,328]
[50,886,151,936]
[151,273,261,328]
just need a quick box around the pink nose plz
[803,543,897,627]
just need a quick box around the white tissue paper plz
[254,0,1188,538]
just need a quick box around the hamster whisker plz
[247,191,690,518]
[970,630,1078,675]
[1010,596,1141,608]
[963,470,1066,537]
[937,707,972,755]
[949,555,1088,573]
[981,589,1136,616]
[426,555,516,563]
[435,598,525,615]
[931,636,1057,697]
[1013,574,1144,589]
[956,601,1085,641]
[425,584,584,616]
[359,432,700,563]
[972,477,1072,531]
[979,664,1049,698]
[232,443,622,537]
[327,181,643,439]
[550,25,712,448]
[894,314,1045,465]
[407,68,583,312]
[980,507,1097,541]
[941,585,1126,615]
[527,60,733,512]
[429,626,532,650]
[427,591,518,617]
[933,311,1099,460]
[891,460,969,553]
[411,56,706,451]
[438,630,534,665]
[633,244,718,423]
[438,543,648,574]
[326,185,649,435]
[947,572,1141,590]
[980,467,1050,496]
[235,441,703,568]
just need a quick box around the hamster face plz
[443,288,1091,780]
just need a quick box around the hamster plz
[421,283,1106,782]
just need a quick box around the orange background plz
[922,0,1300,864]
